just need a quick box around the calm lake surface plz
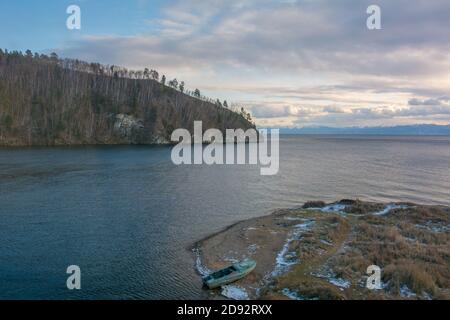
[1,135,450,299]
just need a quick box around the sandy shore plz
[194,200,450,300]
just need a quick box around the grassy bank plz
[196,200,450,300]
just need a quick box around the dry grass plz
[343,199,385,215]
[266,201,449,300]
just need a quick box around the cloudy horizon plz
[1,0,450,128]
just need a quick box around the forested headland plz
[0,49,255,146]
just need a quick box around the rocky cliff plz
[0,50,255,146]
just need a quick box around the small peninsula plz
[195,200,450,300]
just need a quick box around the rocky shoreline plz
[194,200,450,300]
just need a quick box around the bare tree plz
[179,81,185,93]
[168,78,179,89]
[150,70,159,81]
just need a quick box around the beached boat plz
[203,260,256,289]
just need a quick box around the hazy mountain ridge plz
[0,50,254,146]
[279,124,450,135]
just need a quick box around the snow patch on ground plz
[272,219,315,277]
[329,278,351,289]
[400,285,417,298]
[193,248,211,277]
[307,204,347,214]
[422,292,433,300]
[281,288,304,300]
[415,221,449,233]
[307,202,411,217]
[221,285,249,300]
[224,257,239,264]
[373,204,410,216]
[312,266,351,290]
[320,239,333,246]
[282,288,320,300]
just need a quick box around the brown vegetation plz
[271,203,450,300]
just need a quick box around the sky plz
[1,0,450,128]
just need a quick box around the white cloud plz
[57,0,450,127]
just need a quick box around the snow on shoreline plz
[307,202,411,217]
[415,221,449,233]
[193,248,211,277]
[373,204,410,216]
[329,277,351,289]
[194,248,252,300]
[307,204,348,214]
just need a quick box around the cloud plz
[250,98,450,127]
[55,0,450,127]
[408,97,449,106]
[249,105,293,118]
[60,0,450,74]
[323,106,347,114]
[249,104,327,118]
[290,103,450,127]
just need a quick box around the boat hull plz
[203,260,256,289]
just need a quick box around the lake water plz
[1,135,450,299]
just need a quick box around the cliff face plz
[0,51,255,146]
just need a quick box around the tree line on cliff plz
[0,49,255,146]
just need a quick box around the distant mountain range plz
[278,124,450,135]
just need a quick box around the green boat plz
[203,259,257,289]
